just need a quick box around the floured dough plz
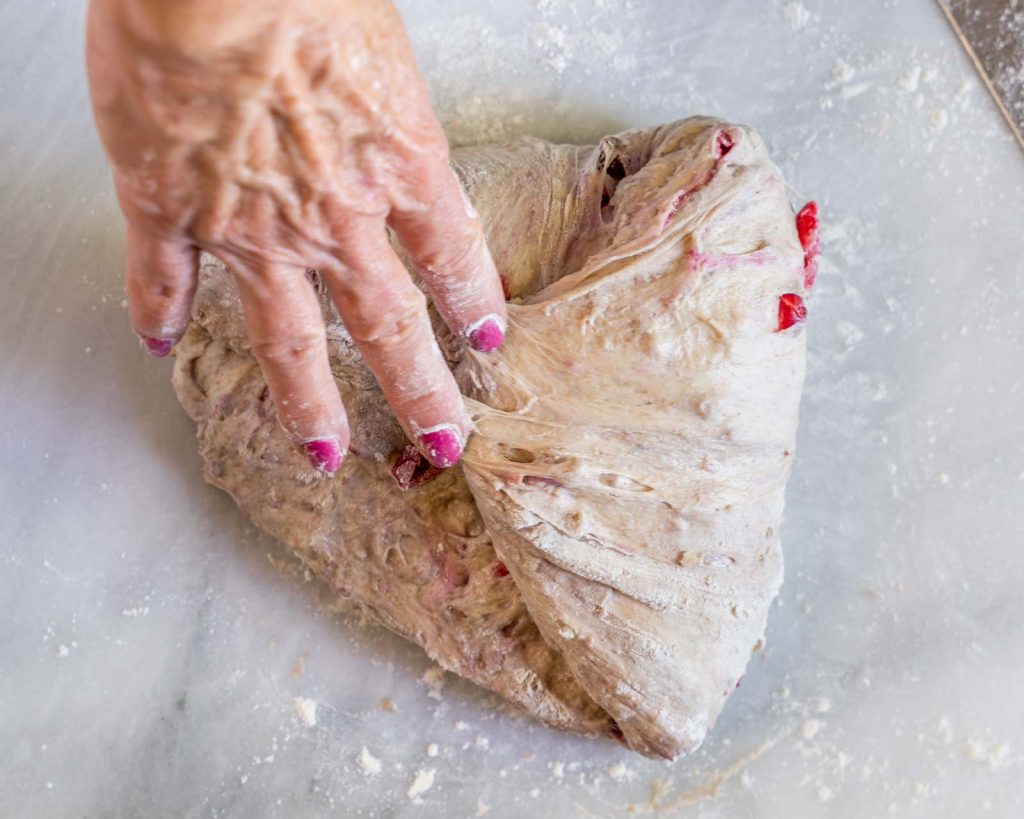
[172,117,808,759]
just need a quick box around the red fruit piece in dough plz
[492,561,510,578]
[795,201,820,290]
[777,293,807,331]
[803,255,819,291]
[391,444,442,490]
[796,201,818,249]
[714,129,735,158]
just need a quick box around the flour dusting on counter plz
[407,768,437,800]
[293,697,318,727]
[6,0,1022,816]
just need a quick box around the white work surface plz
[2,1,1022,817]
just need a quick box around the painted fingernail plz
[141,336,175,358]
[417,424,464,468]
[466,314,505,353]
[302,437,344,475]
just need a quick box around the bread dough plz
[172,116,808,759]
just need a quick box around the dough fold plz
[172,116,807,758]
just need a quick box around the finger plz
[323,229,470,469]
[231,260,349,475]
[389,163,508,353]
[124,223,199,357]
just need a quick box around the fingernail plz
[141,336,175,358]
[302,437,344,475]
[466,314,505,353]
[417,424,464,468]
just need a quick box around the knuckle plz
[417,228,483,280]
[128,279,192,334]
[397,144,452,200]
[138,281,187,311]
[252,331,325,367]
[350,297,426,350]
[400,376,457,408]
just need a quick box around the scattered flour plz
[840,82,872,100]
[420,666,447,700]
[407,768,437,800]
[359,747,382,776]
[533,23,572,73]
[835,320,865,351]
[963,738,1012,770]
[832,59,856,84]
[900,65,923,93]
[292,697,318,727]
[800,719,823,741]
[607,761,634,781]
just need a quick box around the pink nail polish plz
[303,438,343,475]
[466,315,505,353]
[417,425,464,468]
[142,337,174,358]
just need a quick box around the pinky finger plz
[124,223,199,357]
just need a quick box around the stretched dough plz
[172,117,807,759]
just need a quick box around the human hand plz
[86,0,506,474]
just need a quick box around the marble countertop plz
[2,1,1022,817]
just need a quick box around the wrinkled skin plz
[86,0,506,471]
